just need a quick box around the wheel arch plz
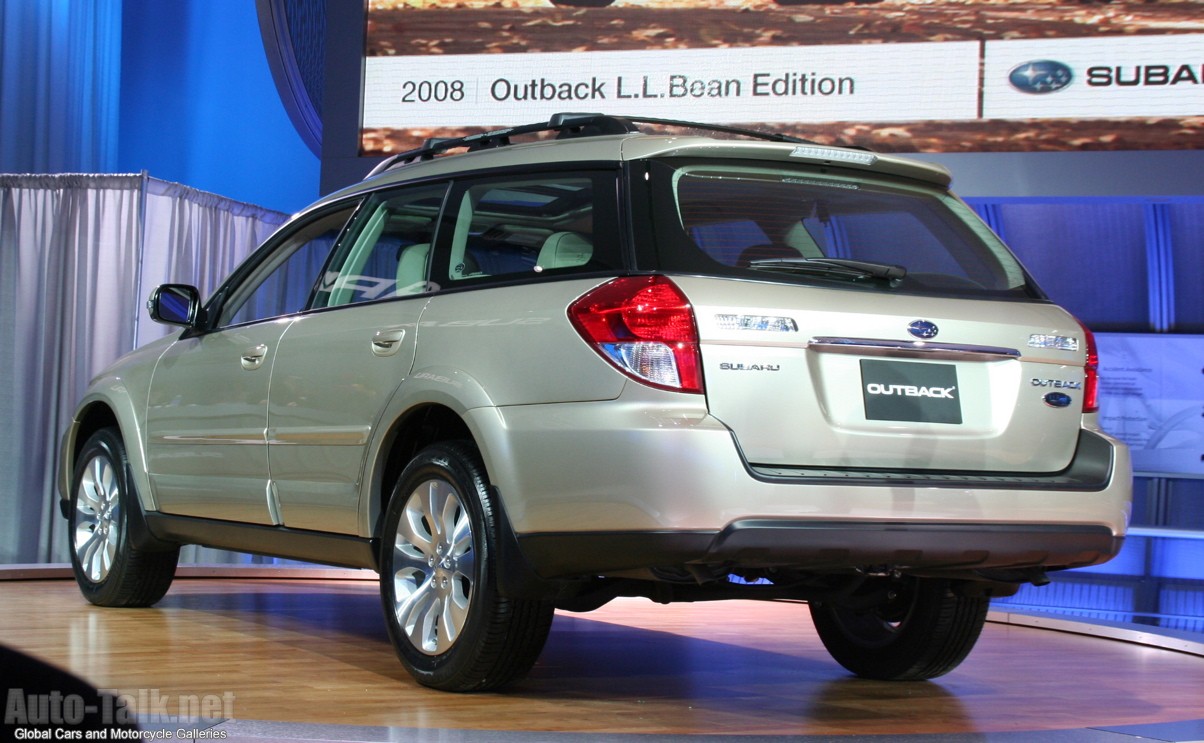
[63,400,178,553]
[60,395,156,515]
[368,403,474,541]
[361,365,493,537]
[71,401,121,465]
[366,401,554,598]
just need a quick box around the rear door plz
[265,183,446,533]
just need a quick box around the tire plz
[379,441,554,691]
[809,577,988,681]
[68,428,179,607]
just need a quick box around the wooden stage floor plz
[2,576,1203,741]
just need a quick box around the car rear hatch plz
[678,277,1090,474]
[638,154,1093,475]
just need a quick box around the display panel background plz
[1097,334,1204,478]
[361,1,1203,155]
[319,1,1204,197]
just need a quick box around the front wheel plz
[809,577,988,681]
[68,428,179,607]
[379,442,554,691]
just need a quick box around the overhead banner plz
[1096,334,1204,478]
[364,43,982,128]
[361,1,1204,155]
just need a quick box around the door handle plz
[371,328,406,357]
[240,344,269,370]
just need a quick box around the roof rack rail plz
[627,115,815,146]
[365,114,819,179]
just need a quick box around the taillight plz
[1077,320,1100,413]
[568,276,703,393]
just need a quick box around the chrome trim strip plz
[265,427,372,446]
[808,337,1021,362]
[154,433,267,445]
[153,427,371,447]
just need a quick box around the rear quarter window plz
[433,170,624,289]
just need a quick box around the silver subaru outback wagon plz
[58,114,1131,691]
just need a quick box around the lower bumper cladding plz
[518,520,1123,579]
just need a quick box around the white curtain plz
[135,178,289,347]
[0,173,287,565]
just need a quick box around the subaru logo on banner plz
[908,320,939,340]
[1009,60,1074,94]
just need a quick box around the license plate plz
[860,359,962,424]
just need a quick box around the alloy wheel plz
[73,453,123,583]
[390,478,476,655]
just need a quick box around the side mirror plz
[147,284,201,327]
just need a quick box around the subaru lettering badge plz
[907,320,939,340]
[1044,392,1073,408]
[1009,60,1073,94]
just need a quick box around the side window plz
[313,183,448,308]
[220,205,357,327]
[439,172,619,286]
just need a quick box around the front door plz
[145,204,358,523]
[145,322,290,524]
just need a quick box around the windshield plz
[645,160,1039,298]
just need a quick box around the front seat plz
[395,243,430,295]
[536,232,592,271]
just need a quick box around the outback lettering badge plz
[861,359,962,424]
[866,383,956,399]
[1032,378,1083,390]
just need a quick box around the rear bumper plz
[518,521,1123,579]
[474,396,1131,578]
[746,428,1117,490]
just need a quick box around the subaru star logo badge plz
[1009,60,1073,94]
[1044,392,1073,408]
[908,320,939,339]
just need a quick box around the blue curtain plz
[0,0,123,173]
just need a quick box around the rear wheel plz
[68,428,179,607]
[809,576,988,680]
[379,441,554,691]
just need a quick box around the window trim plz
[200,199,364,333]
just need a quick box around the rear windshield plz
[645,159,1039,298]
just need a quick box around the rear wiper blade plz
[748,257,907,286]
